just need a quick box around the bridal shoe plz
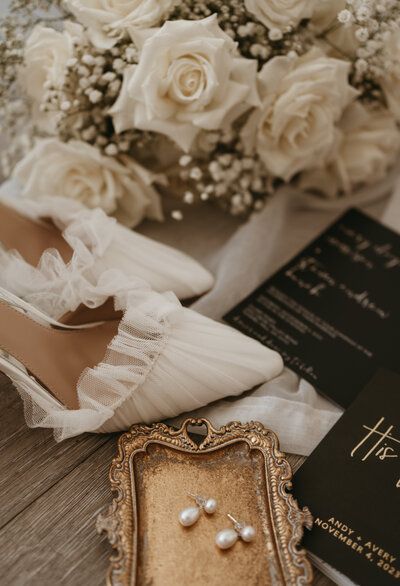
[0,276,283,441]
[0,185,214,310]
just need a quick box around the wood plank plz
[287,453,305,472]
[0,376,112,527]
[0,436,117,586]
[313,571,335,585]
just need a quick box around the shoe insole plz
[0,300,119,409]
[59,298,123,325]
[0,201,72,265]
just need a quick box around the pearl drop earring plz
[178,494,218,527]
[215,514,256,550]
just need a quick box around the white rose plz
[65,0,176,49]
[245,0,318,30]
[110,15,260,152]
[12,139,163,227]
[241,49,358,181]
[300,103,400,197]
[381,31,400,122]
[21,22,82,133]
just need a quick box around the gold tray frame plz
[97,418,313,586]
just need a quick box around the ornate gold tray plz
[97,418,313,586]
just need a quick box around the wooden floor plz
[0,375,334,585]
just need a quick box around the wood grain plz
[0,379,111,527]
[0,376,335,585]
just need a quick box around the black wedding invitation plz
[224,209,400,407]
[293,369,400,586]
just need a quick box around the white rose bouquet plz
[1,0,400,225]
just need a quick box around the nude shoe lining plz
[0,300,118,409]
[0,201,72,265]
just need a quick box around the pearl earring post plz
[227,513,239,525]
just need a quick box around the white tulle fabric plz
[0,182,213,311]
[0,243,112,321]
[3,272,283,441]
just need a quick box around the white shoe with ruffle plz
[0,274,283,441]
[0,183,214,317]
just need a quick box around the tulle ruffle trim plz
[0,196,118,319]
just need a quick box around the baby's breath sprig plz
[337,0,400,101]
[168,0,313,69]
[47,34,155,156]
[171,130,272,218]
